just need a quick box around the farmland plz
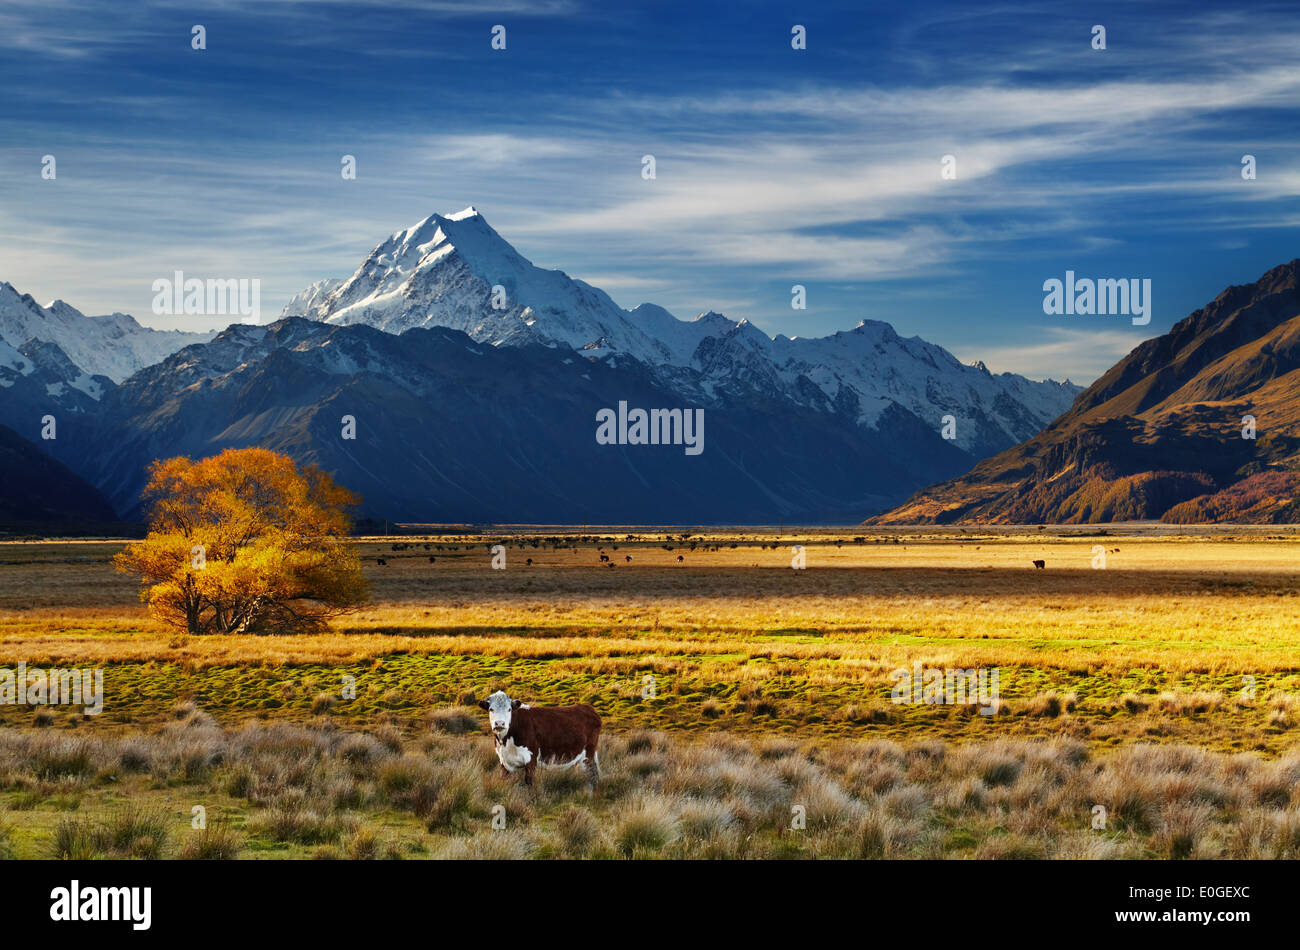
[0,528,1298,858]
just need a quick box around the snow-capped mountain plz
[288,207,687,363]
[0,281,214,385]
[73,317,975,523]
[0,329,116,422]
[288,208,1080,457]
[280,277,344,318]
[2,206,1088,524]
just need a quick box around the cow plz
[1032,560,1045,569]
[625,555,632,563]
[478,690,601,788]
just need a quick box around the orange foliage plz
[114,448,368,634]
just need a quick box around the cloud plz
[2,0,1298,372]
[953,327,1152,384]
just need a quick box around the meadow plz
[1,528,1298,858]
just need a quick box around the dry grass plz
[5,534,1300,673]
[0,529,1298,857]
[1,711,1295,859]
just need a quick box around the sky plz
[2,0,1299,383]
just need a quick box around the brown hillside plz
[871,260,1300,524]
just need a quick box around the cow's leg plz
[585,745,601,787]
[500,763,511,778]
[523,759,536,787]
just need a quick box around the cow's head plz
[478,690,521,738]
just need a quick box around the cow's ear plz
[477,700,490,710]
[511,700,522,710]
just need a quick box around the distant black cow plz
[376,558,387,566]
[677,555,684,563]
[1032,560,1045,569]
[428,556,436,563]
[625,555,632,563]
[479,691,601,787]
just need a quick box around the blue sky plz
[3,0,1299,382]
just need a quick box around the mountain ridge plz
[284,207,1081,461]
[871,258,1300,525]
[71,316,978,523]
[0,281,214,384]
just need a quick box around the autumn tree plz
[115,448,368,634]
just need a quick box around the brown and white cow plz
[478,690,601,787]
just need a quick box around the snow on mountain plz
[281,278,344,317]
[0,282,215,385]
[769,321,1079,453]
[81,317,970,523]
[19,339,111,402]
[288,208,1081,455]
[287,207,699,364]
[0,333,115,423]
[0,337,33,385]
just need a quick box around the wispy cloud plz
[955,327,1153,383]
[1,0,1298,386]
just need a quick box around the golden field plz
[0,528,1298,859]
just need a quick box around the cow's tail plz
[586,719,601,787]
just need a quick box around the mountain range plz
[872,259,1300,524]
[2,207,1084,524]
[282,207,1079,464]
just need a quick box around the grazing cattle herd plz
[367,539,1074,574]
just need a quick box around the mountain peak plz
[408,205,487,235]
[385,206,518,277]
[853,318,898,338]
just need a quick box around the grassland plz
[1,528,1298,858]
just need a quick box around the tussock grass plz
[179,819,242,859]
[0,708,1297,858]
[614,796,680,857]
[4,532,1300,857]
